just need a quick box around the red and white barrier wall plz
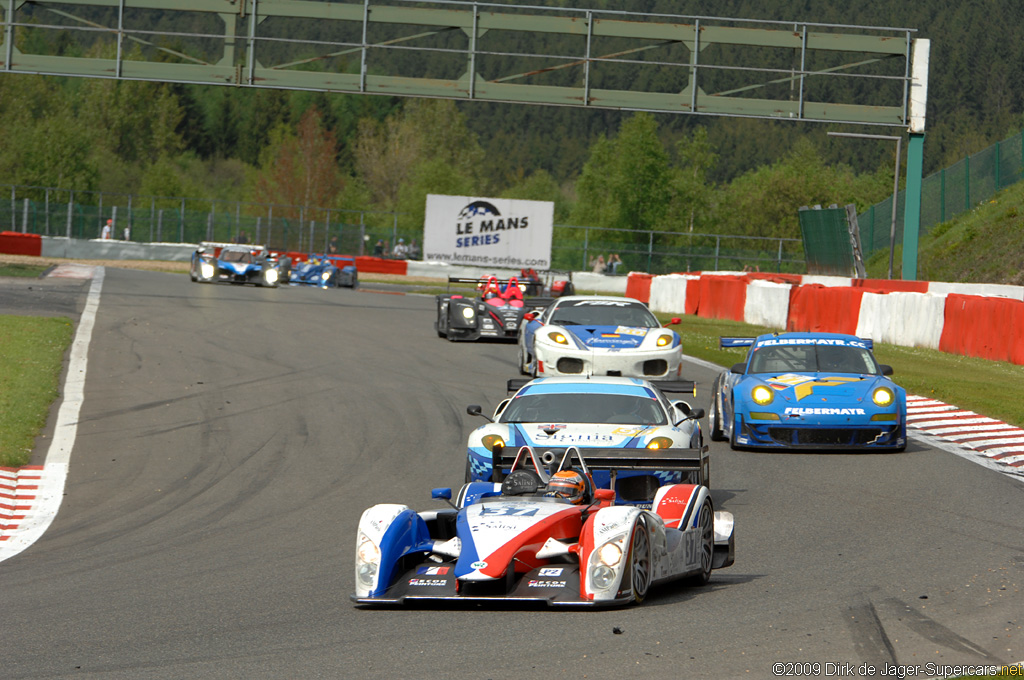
[630,270,1024,366]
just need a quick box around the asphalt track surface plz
[1,268,1022,680]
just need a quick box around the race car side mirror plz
[523,312,536,321]
[730,363,746,374]
[431,488,457,510]
[879,364,894,376]
[467,404,493,422]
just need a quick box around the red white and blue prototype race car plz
[352,446,734,607]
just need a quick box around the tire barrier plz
[629,270,1024,366]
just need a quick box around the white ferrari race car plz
[518,296,683,380]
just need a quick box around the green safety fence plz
[858,129,1024,258]
[1,185,805,275]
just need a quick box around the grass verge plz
[659,314,1024,429]
[0,262,48,277]
[0,315,74,467]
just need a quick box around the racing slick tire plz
[684,498,715,587]
[627,516,652,604]
[518,342,532,376]
[709,376,726,442]
[464,458,473,484]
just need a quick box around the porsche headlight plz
[548,331,569,345]
[751,385,774,405]
[200,262,215,278]
[872,386,895,407]
[481,434,505,451]
[656,334,672,347]
[646,436,673,450]
[461,307,476,319]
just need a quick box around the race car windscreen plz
[499,393,668,425]
[748,344,881,374]
[220,249,253,263]
[549,301,659,327]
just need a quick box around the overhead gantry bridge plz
[0,0,930,277]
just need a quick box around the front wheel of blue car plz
[628,516,652,604]
[709,377,726,442]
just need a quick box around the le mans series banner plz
[423,194,554,269]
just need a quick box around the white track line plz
[0,267,104,563]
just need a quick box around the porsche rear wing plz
[719,336,874,349]
[505,378,696,394]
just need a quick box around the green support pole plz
[901,132,925,280]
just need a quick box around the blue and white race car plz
[352,445,734,607]
[466,376,708,501]
[190,243,280,287]
[288,255,358,288]
[518,296,683,380]
[708,332,907,451]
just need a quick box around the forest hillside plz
[0,0,1021,281]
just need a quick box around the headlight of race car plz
[481,434,505,451]
[646,436,673,449]
[547,331,569,345]
[355,532,381,588]
[321,271,331,281]
[588,533,627,592]
[264,268,279,284]
[461,307,476,319]
[200,262,215,278]
[656,334,673,347]
[751,385,774,405]
[872,386,895,407]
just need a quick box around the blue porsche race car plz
[190,243,280,287]
[708,332,907,451]
[289,255,358,289]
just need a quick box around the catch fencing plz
[858,129,1024,258]
[0,184,803,275]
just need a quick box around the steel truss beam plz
[2,0,923,128]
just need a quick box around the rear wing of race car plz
[719,336,874,349]
[719,337,755,349]
[505,378,695,394]
[445,269,574,291]
[489,445,708,484]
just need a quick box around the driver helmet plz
[545,470,587,504]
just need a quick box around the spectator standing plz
[590,254,605,274]
[327,236,339,254]
[122,224,131,241]
[372,239,384,257]
[607,253,622,275]
[393,238,409,259]
[101,219,112,240]
[408,239,421,260]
